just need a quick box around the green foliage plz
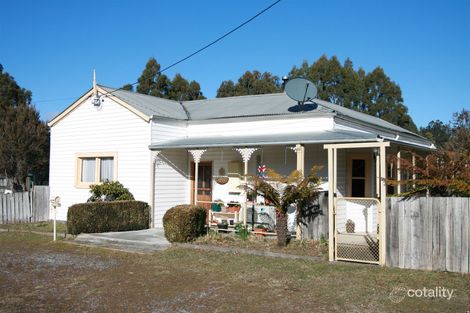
[0,64,32,107]
[289,55,417,132]
[134,58,205,101]
[67,201,150,235]
[419,120,451,148]
[216,70,282,97]
[235,223,250,240]
[87,181,134,202]
[121,83,133,91]
[0,65,49,190]
[246,166,321,246]
[162,204,206,243]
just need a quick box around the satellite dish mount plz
[284,77,318,106]
[91,69,102,107]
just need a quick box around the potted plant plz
[217,220,229,230]
[253,224,269,236]
[211,199,224,212]
[226,201,241,213]
[346,219,355,233]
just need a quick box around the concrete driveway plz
[74,228,170,253]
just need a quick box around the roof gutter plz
[378,135,436,151]
[148,137,379,150]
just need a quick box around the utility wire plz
[34,0,281,103]
[99,0,281,97]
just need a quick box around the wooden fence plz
[386,197,469,274]
[301,193,329,240]
[301,196,470,274]
[0,186,50,224]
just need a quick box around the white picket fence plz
[0,186,50,224]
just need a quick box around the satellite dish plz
[284,77,317,103]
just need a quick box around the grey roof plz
[149,128,378,149]
[313,98,415,135]
[98,85,432,149]
[99,85,188,120]
[183,93,332,120]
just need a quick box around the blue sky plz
[1,0,469,127]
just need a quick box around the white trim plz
[47,86,151,127]
[75,152,118,189]
[324,142,390,149]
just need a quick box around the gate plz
[335,197,380,264]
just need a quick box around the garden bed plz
[194,231,328,259]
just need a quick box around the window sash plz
[81,158,96,182]
[77,154,116,187]
[100,157,114,182]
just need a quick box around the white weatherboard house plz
[48,82,434,265]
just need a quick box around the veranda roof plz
[149,128,378,149]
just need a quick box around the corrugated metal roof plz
[184,93,332,120]
[149,128,378,149]
[99,85,188,120]
[97,86,432,149]
[312,98,415,135]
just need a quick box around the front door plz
[191,162,212,210]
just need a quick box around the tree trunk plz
[275,211,288,246]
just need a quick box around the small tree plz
[246,166,321,246]
[388,150,470,197]
[87,181,134,202]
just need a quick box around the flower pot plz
[217,223,228,230]
[226,206,240,213]
[254,227,267,237]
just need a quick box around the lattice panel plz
[335,198,380,264]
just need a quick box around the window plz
[75,153,117,188]
[348,155,371,198]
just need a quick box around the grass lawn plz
[0,232,468,312]
[0,221,67,234]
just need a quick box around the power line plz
[34,0,281,103]
[99,0,281,97]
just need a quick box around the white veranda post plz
[292,144,305,239]
[235,148,258,226]
[150,150,161,228]
[188,149,206,205]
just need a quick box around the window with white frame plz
[76,153,117,188]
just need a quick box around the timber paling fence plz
[386,197,469,274]
[301,196,470,274]
[0,186,50,224]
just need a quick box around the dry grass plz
[1,232,469,313]
[194,231,329,258]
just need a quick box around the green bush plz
[67,200,150,235]
[163,204,206,243]
[87,181,134,202]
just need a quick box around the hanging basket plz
[215,176,229,185]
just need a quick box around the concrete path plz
[74,228,170,253]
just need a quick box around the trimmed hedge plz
[163,204,206,243]
[67,201,150,235]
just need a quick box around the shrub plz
[163,204,206,243]
[67,200,150,235]
[87,181,134,202]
